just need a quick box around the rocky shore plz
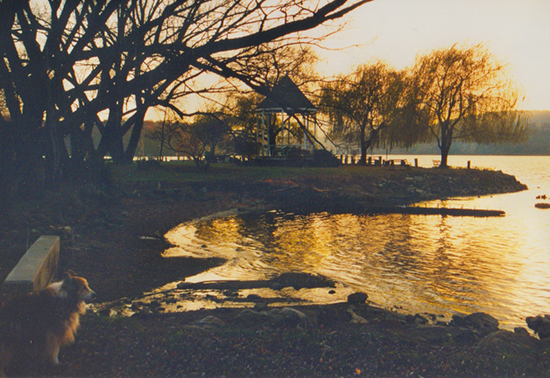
[3,163,547,377]
[33,291,550,377]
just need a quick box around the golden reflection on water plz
[164,207,550,328]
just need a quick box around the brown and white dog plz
[0,271,94,375]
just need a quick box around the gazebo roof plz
[256,75,317,114]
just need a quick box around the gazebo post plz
[254,75,318,159]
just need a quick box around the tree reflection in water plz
[163,208,544,329]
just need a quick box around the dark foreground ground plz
[3,162,550,377]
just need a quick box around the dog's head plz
[59,271,95,302]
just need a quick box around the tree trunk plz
[359,124,367,165]
[438,122,452,169]
[124,110,147,163]
[439,147,450,168]
[0,127,13,226]
[439,137,452,169]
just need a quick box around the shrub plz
[312,149,340,167]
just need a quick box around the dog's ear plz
[62,270,77,281]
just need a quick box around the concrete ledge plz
[2,235,60,294]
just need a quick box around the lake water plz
[162,155,550,329]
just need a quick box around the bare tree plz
[408,43,526,168]
[150,115,229,170]
[0,0,374,190]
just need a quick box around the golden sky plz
[29,0,550,114]
[316,0,550,111]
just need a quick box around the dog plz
[0,271,94,376]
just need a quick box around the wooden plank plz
[2,235,60,294]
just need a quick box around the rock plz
[234,307,311,328]
[526,314,550,339]
[414,314,428,325]
[535,323,550,340]
[526,315,550,339]
[405,314,416,324]
[514,327,530,337]
[132,308,153,319]
[268,307,311,328]
[419,317,484,344]
[253,302,269,311]
[347,292,368,304]
[415,326,451,343]
[451,314,468,327]
[270,283,284,290]
[451,328,478,345]
[450,313,500,337]
[452,312,499,334]
[465,312,499,331]
[98,308,117,317]
[381,312,410,328]
[271,272,336,289]
[193,316,226,328]
[147,300,161,308]
[223,290,239,297]
[426,313,437,321]
[234,309,272,325]
[246,294,263,301]
[526,315,543,331]
[477,330,540,352]
[347,308,368,324]
[415,325,478,345]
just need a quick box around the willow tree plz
[410,43,526,168]
[319,61,405,165]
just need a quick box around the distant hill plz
[376,110,550,156]
[526,110,550,128]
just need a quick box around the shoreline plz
[1,164,529,304]
[4,163,548,377]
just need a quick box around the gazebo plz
[255,76,319,157]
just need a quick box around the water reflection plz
[164,207,550,328]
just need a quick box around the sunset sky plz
[30,0,550,114]
[316,0,550,111]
